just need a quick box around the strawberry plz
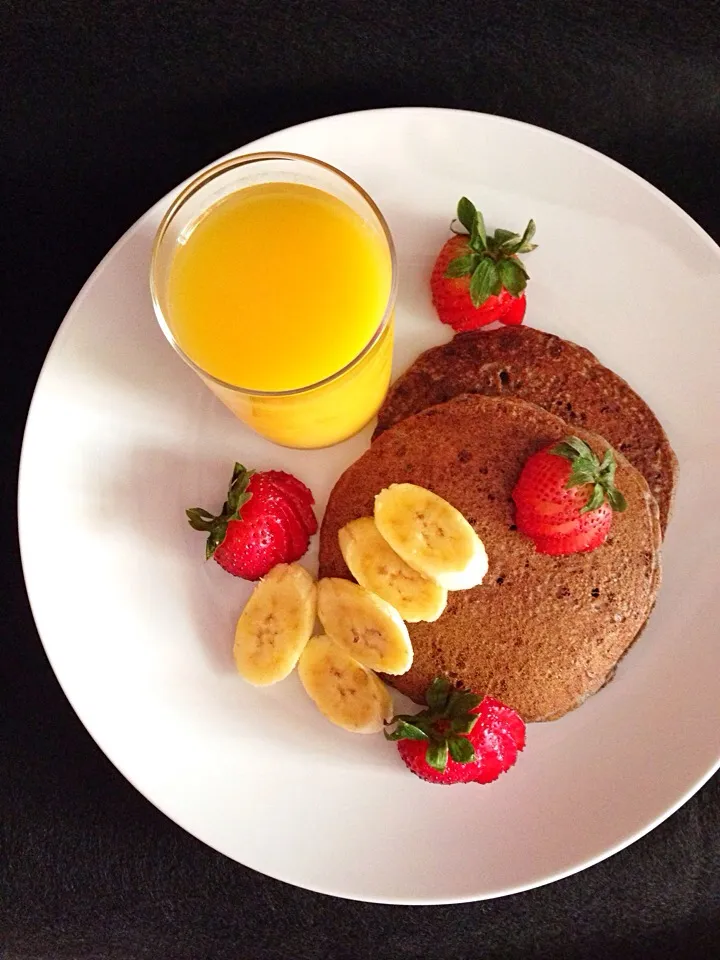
[533,505,612,556]
[212,492,291,579]
[385,677,525,786]
[248,474,308,560]
[512,437,627,556]
[513,507,586,539]
[430,197,537,333]
[499,292,527,326]
[263,470,318,538]
[186,463,315,580]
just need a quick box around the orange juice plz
[169,182,392,392]
[157,169,396,448]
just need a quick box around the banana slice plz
[338,517,447,623]
[234,563,316,685]
[374,483,488,590]
[316,578,413,675]
[298,635,393,734]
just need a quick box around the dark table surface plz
[4,2,720,957]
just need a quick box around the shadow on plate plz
[91,444,250,675]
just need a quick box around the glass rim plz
[150,150,398,398]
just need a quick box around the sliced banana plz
[374,483,488,591]
[298,635,393,734]
[234,563,317,686]
[316,577,413,675]
[338,517,447,623]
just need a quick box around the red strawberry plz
[513,449,596,523]
[481,696,526,752]
[212,490,290,579]
[247,474,308,561]
[500,292,527,326]
[430,197,537,333]
[186,463,316,580]
[512,437,627,556]
[263,470,318,537]
[514,496,577,523]
[385,678,525,786]
[533,504,613,555]
[514,507,585,539]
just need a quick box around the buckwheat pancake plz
[320,394,662,722]
[373,327,677,533]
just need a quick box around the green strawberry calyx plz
[186,462,255,559]
[550,436,628,514]
[384,676,482,772]
[446,196,537,308]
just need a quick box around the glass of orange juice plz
[150,152,397,448]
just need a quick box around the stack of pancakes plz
[319,327,676,722]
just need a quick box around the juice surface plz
[167,182,393,392]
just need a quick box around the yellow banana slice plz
[338,517,447,622]
[374,483,488,590]
[233,563,316,685]
[316,577,413,675]
[298,635,393,734]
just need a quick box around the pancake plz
[373,326,677,533]
[320,394,662,722]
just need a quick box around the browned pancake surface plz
[320,394,661,722]
[373,327,677,533]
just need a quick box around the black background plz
[3,2,720,957]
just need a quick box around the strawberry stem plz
[444,197,537,306]
[550,438,627,514]
[186,462,255,559]
[384,676,482,772]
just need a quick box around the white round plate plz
[19,108,720,904]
